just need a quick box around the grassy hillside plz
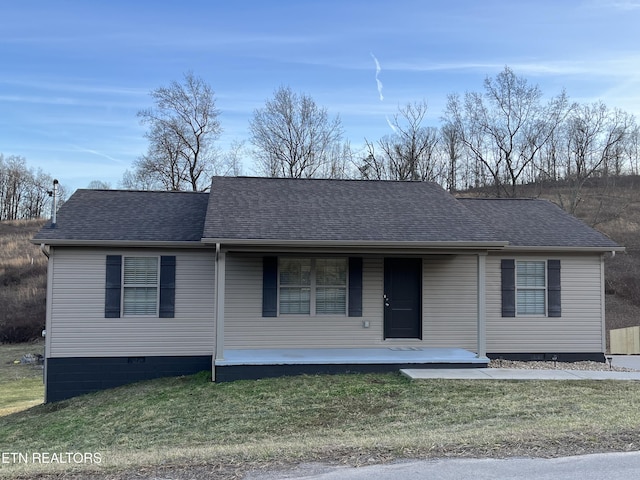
[579,180,640,334]
[0,219,47,343]
[522,176,640,335]
[458,176,640,341]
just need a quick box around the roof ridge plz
[212,175,439,186]
[76,189,209,195]
[458,197,543,201]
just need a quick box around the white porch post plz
[477,253,487,358]
[215,245,226,365]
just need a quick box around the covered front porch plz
[213,347,489,382]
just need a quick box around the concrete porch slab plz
[215,347,488,366]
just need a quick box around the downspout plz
[214,243,226,378]
[40,244,54,402]
[601,253,607,355]
[212,243,219,381]
[476,253,487,359]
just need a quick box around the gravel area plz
[488,359,635,372]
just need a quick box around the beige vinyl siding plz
[486,253,604,353]
[224,255,383,348]
[224,254,479,350]
[48,247,215,358]
[422,255,478,350]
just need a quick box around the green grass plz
[1,368,640,478]
[0,341,43,416]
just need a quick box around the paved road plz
[245,452,640,480]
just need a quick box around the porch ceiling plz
[214,347,488,366]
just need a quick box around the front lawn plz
[0,341,43,416]
[1,367,640,479]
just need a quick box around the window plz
[279,258,347,315]
[516,261,546,315]
[501,259,560,318]
[316,258,347,314]
[279,258,311,314]
[123,257,159,315]
[105,255,175,319]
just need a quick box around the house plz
[32,176,623,402]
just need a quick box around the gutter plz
[501,245,626,253]
[201,238,509,250]
[40,243,50,259]
[29,239,211,249]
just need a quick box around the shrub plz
[0,318,44,343]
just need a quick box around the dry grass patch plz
[0,219,47,343]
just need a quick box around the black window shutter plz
[348,257,363,317]
[262,256,278,317]
[501,259,516,317]
[159,256,176,318]
[105,255,122,318]
[547,260,561,317]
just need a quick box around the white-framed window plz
[279,258,347,315]
[516,260,546,315]
[122,256,159,316]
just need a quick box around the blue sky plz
[1,0,639,193]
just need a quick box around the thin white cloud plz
[0,76,147,97]
[380,54,640,79]
[0,94,77,105]
[585,0,640,10]
[69,145,127,165]
[370,52,384,101]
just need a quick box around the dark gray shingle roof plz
[459,198,620,249]
[203,176,500,243]
[33,189,209,243]
[32,179,622,251]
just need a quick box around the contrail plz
[385,115,397,132]
[370,52,384,101]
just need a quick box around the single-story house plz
[33,176,623,402]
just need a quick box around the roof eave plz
[502,245,625,253]
[31,239,210,249]
[201,238,509,250]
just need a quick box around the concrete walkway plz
[401,355,640,381]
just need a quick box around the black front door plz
[384,258,422,339]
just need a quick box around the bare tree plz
[218,139,246,177]
[440,122,464,191]
[444,66,570,196]
[0,154,61,220]
[359,101,442,182]
[87,180,111,189]
[626,124,640,175]
[249,86,345,178]
[128,72,221,191]
[316,140,355,179]
[121,167,161,191]
[558,102,636,214]
[22,169,54,218]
